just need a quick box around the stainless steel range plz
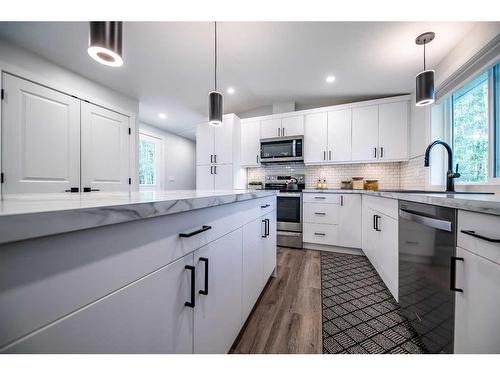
[265,174,304,248]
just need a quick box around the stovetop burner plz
[264,174,305,192]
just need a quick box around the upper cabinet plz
[260,115,304,139]
[240,120,261,167]
[351,105,379,161]
[328,109,352,162]
[378,101,409,161]
[304,112,328,163]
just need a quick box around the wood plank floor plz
[230,247,322,354]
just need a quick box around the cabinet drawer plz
[303,223,338,245]
[0,196,275,349]
[304,203,339,224]
[457,210,500,264]
[303,193,340,204]
[364,195,398,220]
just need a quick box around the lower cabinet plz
[362,200,398,300]
[5,254,195,353]
[454,246,500,353]
[303,193,361,249]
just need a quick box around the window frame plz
[138,131,163,191]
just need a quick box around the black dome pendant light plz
[208,21,223,127]
[415,31,435,106]
[88,22,123,67]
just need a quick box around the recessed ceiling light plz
[227,87,235,94]
[158,113,167,119]
[326,76,336,83]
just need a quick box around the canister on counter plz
[364,179,379,191]
[352,177,364,190]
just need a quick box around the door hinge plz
[1,89,4,100]
[0,172,4,184]
[128,178,132,185]
[128,127,131,135]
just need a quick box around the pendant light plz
[415,32,435,106]
[208,21,223,127]
[88,22,123,67]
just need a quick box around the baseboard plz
[302,242,364,256]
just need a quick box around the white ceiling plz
[0,21,476,139]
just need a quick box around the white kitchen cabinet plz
[5,254,195,353]
[194,229,243,354]
[303,202,339,224]
[337,194,362,249]
[196,165,214,190]
[455,246,500,354]
[261,118,282,139]
[262,209,277,283]
[281,116,304,137]
[1,73,81,194]
[352,105,379,161]
[304,223,339,246]
[196,114,246,190]
[240,120,261,167]
[361,196,398,300]
[327,109,352,162]
[81,102,131,192]
[378,101,409,161]
[304,112,328,164]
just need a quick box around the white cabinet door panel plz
[242,217,264,321]
[196,165,214,190]
[455,247,500,354]
[328,109,352,162]
[4,254,194,354]
[1,73,80,193]
[214,164,233,190]
[241,120,261,167]
[303,203,340,224]
[378,101,408,160]
[81,102,130,192]
[214,118,233,165]
[194,229,243,354]
[260,118,281,139]
[352,105,378,161]
[338,194,362,249]
[282,116,304,137]
[303,223,338,245]
[262,210,277,282]
[196,123,214,165]
[304,112,328,164]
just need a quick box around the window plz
[139,133,162,189]
[451,71,489,183]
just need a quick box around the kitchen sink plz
[377,190,495,195]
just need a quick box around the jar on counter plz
[340,180,352,190]
[364,179,379,191]
[352,177,364,190]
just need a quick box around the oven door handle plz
[399,209,452,232]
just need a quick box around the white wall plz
[139,123,196,190]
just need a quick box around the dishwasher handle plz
[399,208,452,232]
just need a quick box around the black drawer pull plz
[314,196,326,199]
[199,258,209,296]
[185,265,195,308]
[179,225,212,238]
[83,187,100,192]
[261,204,270,208]
[314,212,326,215]
[461,230,500,243]
[265,218,270,237]
[374,215,381,232]
[314,232,326,236]
[450,257,464,293]
[262,219,267,238]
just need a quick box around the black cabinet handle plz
[214,165,217,174]
[373,215,381,231]
[340,195,344,206]
[314,232,326,236]
[374,147,377,158]
[461,230,500,243]
[261,204,270,208]
[314,212,326,215]
[450,257,464,292]
[214,155,217,163]
[65,187,79,193]
[199,257,209,296]
[179,225,212,238]
[329,150,332,160]
[262,219,267,238]
[210,154,213,163]
[256,155,259,163]
[314,196,326,199]
[380,147,384,158]
[83,187,100,192]
[210,166,213,175]
[185,265,195,308]
[265,218,270,237]
[323,151,326,160]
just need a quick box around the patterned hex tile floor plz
[321,252,427,354]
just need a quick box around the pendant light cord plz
[214,21,217,92]
[423,42,426,71]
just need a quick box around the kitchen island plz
[0,190,277,353]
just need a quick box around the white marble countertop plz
[303,189,500,216]
[0,190,276,245]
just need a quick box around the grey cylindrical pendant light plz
[88,21,123,67]
[415,32,435,106]
[209,21,223,127]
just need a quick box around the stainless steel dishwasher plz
[399,200,458,354]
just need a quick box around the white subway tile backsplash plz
[400,156,426,190]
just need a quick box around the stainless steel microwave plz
[260,136,303,163]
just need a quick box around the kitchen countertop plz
[0,190,277,245]
[303,189,500,216]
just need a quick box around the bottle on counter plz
[316,178,322,189]
[322,179,327,189]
